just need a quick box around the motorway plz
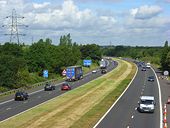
[94,65,161,128]
[0,59,117,122]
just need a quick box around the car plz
[101,69,107,74]
[146,63,151,68]
[15,91,29,101]
[61,83,71,90]
[141,68,146,71]
[148,76,154,81]
[138,96,155,113]
[44,83,55,91]
[92,70,97,74]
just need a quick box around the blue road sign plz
[83,60,92,66]
[43,70,48,78]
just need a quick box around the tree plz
[160,41,169,70]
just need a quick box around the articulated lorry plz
[66,66,83,81]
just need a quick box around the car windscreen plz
[141,100,154,104]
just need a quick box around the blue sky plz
[0,0,170,46]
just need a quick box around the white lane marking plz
[0,99,14,105]
[127,126,130,128]
[0,60,115,123]
[135,107,137,110]
[151,67,163,128]
[131,115,134,119]
[93,64,138,128]
[6,108,11,110]
[23,101,28,104]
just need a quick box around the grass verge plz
[70,62,136,128]
[0,59,136,128]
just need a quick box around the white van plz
[138,96,155,113]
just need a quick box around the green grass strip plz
[70,62,136,128]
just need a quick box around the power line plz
[2,9,28,44]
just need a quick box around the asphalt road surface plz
[94,66,161,128]
[0,59,117,122]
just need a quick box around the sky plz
[0,0,170,46]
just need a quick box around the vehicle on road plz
[92,70,97,74]
[101,69,107,74]
[100,60,107,69]
[15,91,29,101]
[61,83,71,90]
[138,96,155,113]
[146,62,151,68]
[141,68,146,71]
[148,76,155,82]
[44,83,55,91]
[66,66,83,81]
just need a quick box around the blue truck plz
[66,66,83,81]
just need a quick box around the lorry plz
[100,60,107,69]
[66,66,83,81]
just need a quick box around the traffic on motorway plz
[0,59,117,121]
[94,60,161,128]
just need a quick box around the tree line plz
[0,34,102,92]
[102,40,170,71]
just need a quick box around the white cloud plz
[130,5,162,19]
[33,2,50,9]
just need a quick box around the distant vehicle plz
[101,69,107,74]
[44,83,55,91]
[15,91,29,101]
[148,76,155,82]
[92,70,97,74]
[141,68,146,71]
[66,66,83,81]
[146,63,151,68]
[100,60,107,69]
[61,83,71,90]
[138,96,155,113]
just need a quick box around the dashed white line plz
[135,107,137,110]
[6,107,11,110]
[127,126,130,128]
[131,115,134,119]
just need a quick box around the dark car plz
[61,83,71,90]
[15,91,29,101]
[148,76,154,82]
[44,83,55,91]
[141,68,146,71]
[101,69,107,74]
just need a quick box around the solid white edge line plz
[0,60,115,123]
[151,67,163,128]
[93,63,138,128]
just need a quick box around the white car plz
[92,70,97,74]
[138,96,155,113]
[146,63,151,68]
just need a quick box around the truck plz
[100,60,107,69]
[66,66,83,81]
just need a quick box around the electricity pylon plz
[2,9,28,44]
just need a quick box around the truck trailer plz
[66,66,83,81]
